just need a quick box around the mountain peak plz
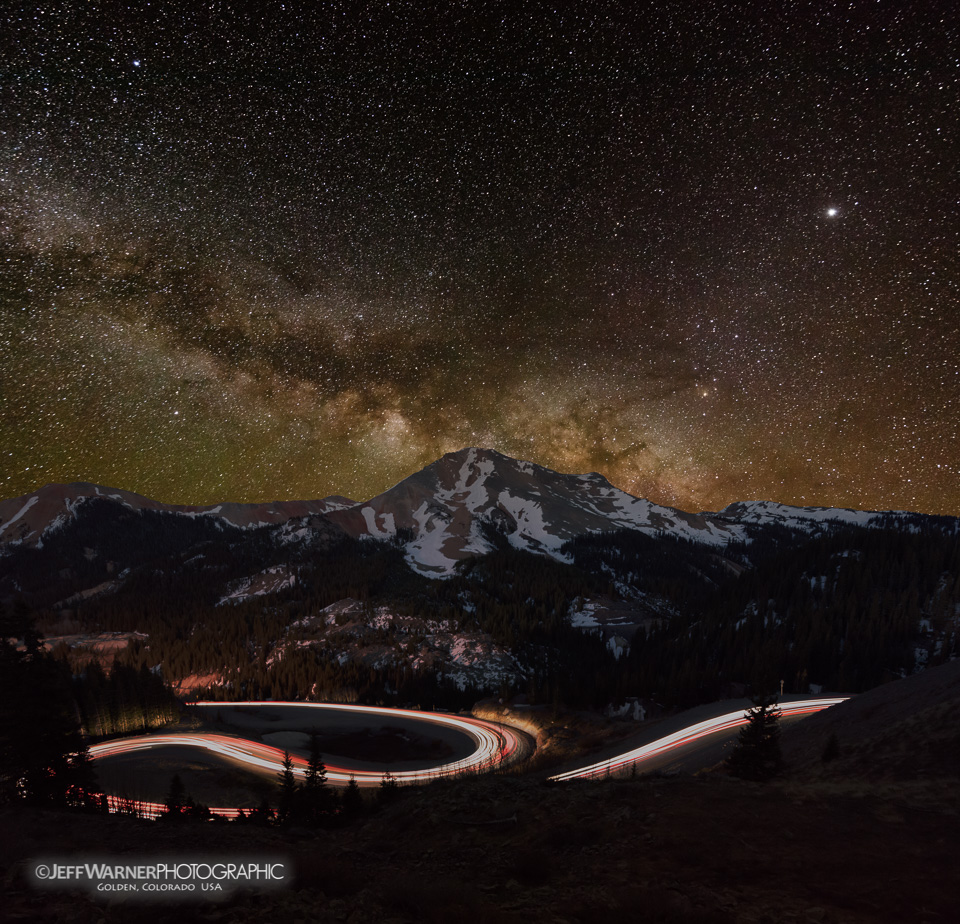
[325,448,738,576]
[3,453,939,575]
[430,447,614,488]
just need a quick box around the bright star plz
[826,207,839,217]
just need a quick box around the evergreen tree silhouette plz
[342,775,364,818]
[302,733,332,823]
[0,603,93,805]
[378,771,400,804]
[277,750,297,823]
[727,693,783,781]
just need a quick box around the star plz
[0,4,956,517]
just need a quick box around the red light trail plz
[88,701,524,815]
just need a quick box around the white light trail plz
[89,701,523,801]
[548,698,848,782]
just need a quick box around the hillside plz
[782,657,960,786]
[1,449,958,712]
[2,731,957,924]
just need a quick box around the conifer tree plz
[306,734,327,789]
[252,796,275,826]
[0,604,92,805]
[727,693,783,781]
[378,771,400,804]
[277,750,297,823]
[342,775,363,818]
[302,734,331,822]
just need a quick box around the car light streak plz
[548,698,848,782]
[86,698,844,816]
[89,701,523,810]
[99,793,242,821]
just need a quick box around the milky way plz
[2,3,957,514]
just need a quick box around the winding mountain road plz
[87,697,845,817]
[89,701,532,815]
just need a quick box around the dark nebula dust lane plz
[2,2,957,514]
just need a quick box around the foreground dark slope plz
[3,622,958,924]
[782,656,960,782]
[3,693,958,924]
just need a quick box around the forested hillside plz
[4,494,956,714]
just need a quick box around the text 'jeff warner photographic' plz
[30,855,291,899]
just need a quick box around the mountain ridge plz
[2,448,956,712]
[0,447,938,576]
[0,480,356,547]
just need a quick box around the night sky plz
[2,2,957,515]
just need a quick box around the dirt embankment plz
[3,769,958,924]
[780,659,960,805]
[5,666,960,922]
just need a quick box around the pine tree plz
[727,693,783,781]
[252,796,275,826]
[185,795,211,819]
[378,771,400,804]
[277,750,297,823]
[306,735,327,790]
[0,605,92,806]
[342,775,364,818]
[302,734,331,823]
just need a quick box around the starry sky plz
[2,2,958,514]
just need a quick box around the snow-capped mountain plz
[0,449,931,575]
[0,481,356,547]
[3,449,955,707]
[327,448,743,574]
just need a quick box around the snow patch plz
[3,495,38,529]
[720,500,901,529]
[569,603,601,628]
[217,565,295,605]
[606,635,629,659]
[361,506,395,538]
